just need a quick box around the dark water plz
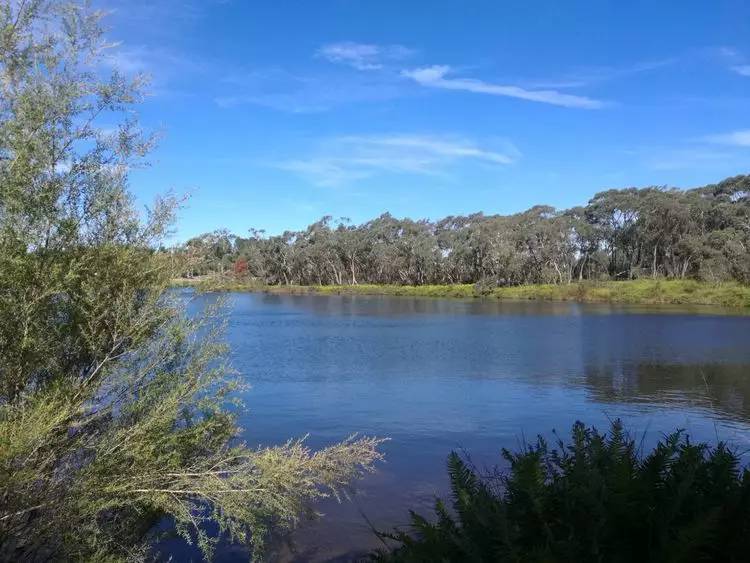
[177,291,750,562]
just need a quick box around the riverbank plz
[172,277,750,308]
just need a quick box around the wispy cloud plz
[633,128,749,171]
[317,41,415,70]
[711,46,750,77]
[702,129,750,147]
[525,58,677,90]
[100,44,205,97]
[103,44,203,75]
[215,67,412,112]
[402,65,606,109]
[279,159,371,187]
[223,44,672,113]
[645,148,732,171]
[276,134,519,186]
[102,45,153,75]
[105,0,229,30]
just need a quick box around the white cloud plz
[101,44,204,97]
[703,129,750,147]
[105,0,224,28]
[103,46,151,75]
[402,65,606,109]
[279,159,371,186]
[276,134,519,186]
[527,58,677,90]
[317,42,381,70]
[711,46,750,77]
[342,135,516,164]
[646,148,731,171]
[317,41,414,70]
[639,128,750,170]
[215,66,412,112]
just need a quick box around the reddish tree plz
[233,258,248,277]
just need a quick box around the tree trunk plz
[578,253,588,281]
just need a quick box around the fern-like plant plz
[375,420,750,562]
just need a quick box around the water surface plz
[179,292,750,561]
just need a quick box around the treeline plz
[178,175,750,286]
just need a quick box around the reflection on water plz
[174,291,750,562]
[583,363,750,421]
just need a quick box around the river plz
[169,291,750,561]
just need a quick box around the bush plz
[0,2,382,560]
[473,278,500,296]
[375,421,750,562]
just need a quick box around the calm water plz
[175,291,750,562]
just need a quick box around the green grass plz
[491,279,750,308]
[173,277,750,309]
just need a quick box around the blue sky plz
[102,0,750,242]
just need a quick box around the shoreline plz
[172,278,750,309]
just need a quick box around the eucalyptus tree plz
[235,228,268,280]
[187,174,750,287]
[393,218,440,285]
[0,2,382,561]
[585,188,643,278]
[362,213,411,283]
[695,175,750,282]
[435,214,475,283]
[333,219,368,285]
[480,216,525,285]
[302,216,345,285]
[565,206,604,280]
[182,229,237,276]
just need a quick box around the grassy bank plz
[172,277,750,309]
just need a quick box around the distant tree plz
[181,174,750,288]
[182,176,750,288]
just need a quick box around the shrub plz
[0,2,382,560]
[233,258,249,277]
[375,420,750,562]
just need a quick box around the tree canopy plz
[179,176,750,287]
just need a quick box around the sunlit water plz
[165,290,750,562]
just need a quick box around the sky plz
[100,0,750,242]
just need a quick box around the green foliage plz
[173,176,750,287]
[179,278,750,309]
[0,2,382,561]
[375,421,750,563]
[490,279,750,308]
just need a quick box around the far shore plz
[172,277,750,309]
